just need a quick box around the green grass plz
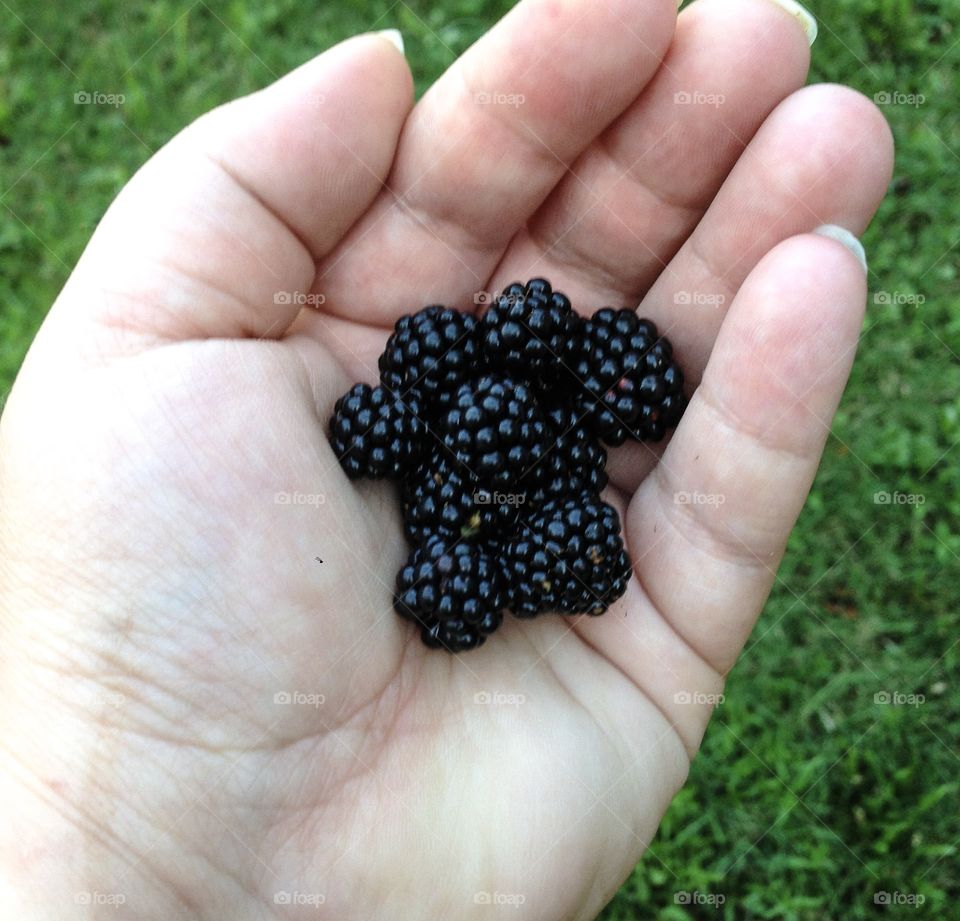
[2,0,958,918]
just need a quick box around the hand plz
[0,1,892,918]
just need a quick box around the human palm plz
[0,1,893,918]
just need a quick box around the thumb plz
[39,32,411,363]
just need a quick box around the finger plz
[640,83,893,381]
[605,83,893,493]
[490,0,812,305]
[625,232,869,676]
[49,33,412,353]
[312,0,679,325]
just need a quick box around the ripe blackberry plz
[394,537,506,652]
[379,306,479,410]
[480,278,577,386]
[569,308,687,446]
[529,403,608,504]
[401,453,522,546]
[440,374,550,491]
[329,383,425,479]
[507,492,631,618]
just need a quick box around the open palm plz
[0,1,893,918]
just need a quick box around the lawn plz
[1,0,958,918]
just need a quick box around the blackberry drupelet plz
[379,306,479,410]
[394,537,506,651]
[329,383,425,479]
[480,278,577,386]
[507,492,631,618]
[569,308,687,446]
[401,453,521,546]
[440,374,551,491]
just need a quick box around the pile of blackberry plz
[329,279,687,652]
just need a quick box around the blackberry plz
[394,537,506,652]
[569,308,687,446]
[328,383,425,479]
[379,306,479,410]
[507,491,631,618]
[529,403,608,504]
[480,278,577,386]
[440,374,550,492]
[401,453,521,547]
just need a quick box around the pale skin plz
[0,0,894,918]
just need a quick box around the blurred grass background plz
[1,0,957,918]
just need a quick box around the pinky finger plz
[626,230,869,675]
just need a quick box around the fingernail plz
[765,0,818,45]
[814,225,868,275]
[376,29,405,55]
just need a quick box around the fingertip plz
[775,84,895,218]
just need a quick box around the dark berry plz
[401,454,521,546]
[507,491,631,618]
[481,278,578,386]
[440,374,550,492]
[394,537,506,651]
[379,306,479,411]
[328,384,425,479]
[569,308,687,446]
[529,403,608,504]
